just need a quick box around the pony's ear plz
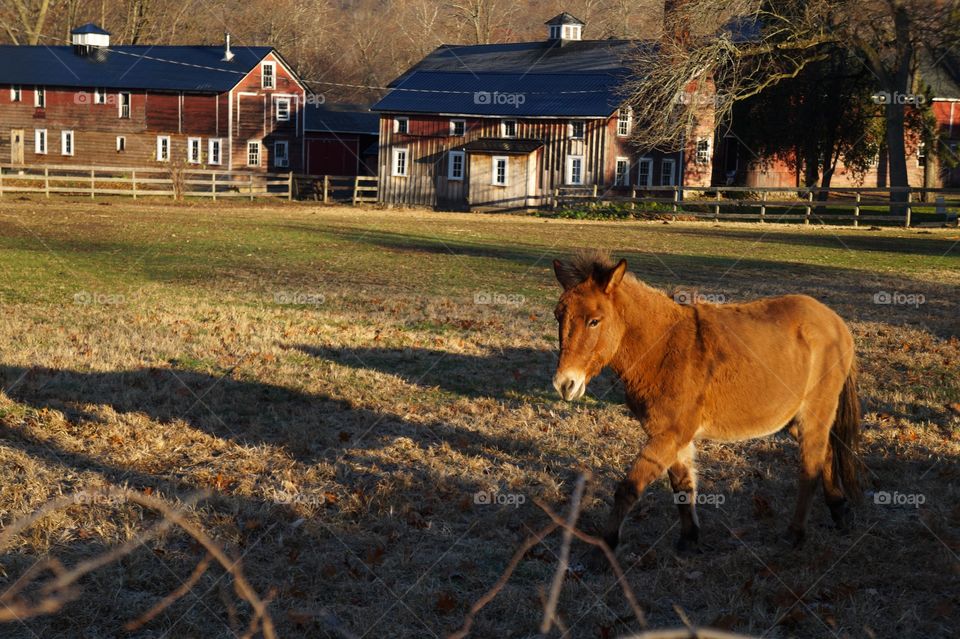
[602,259,628,294]
[553,259,579,290]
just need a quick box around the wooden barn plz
[304,103,379,176]
[372,13,715,211]
[0,24,309,173]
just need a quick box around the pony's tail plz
[831,361,863,502]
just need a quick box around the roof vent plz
[546,12,585,44]
[223,33,235,62]
[71,23,110,56]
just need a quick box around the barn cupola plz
[71,23,110,57]
[546,12,585,44]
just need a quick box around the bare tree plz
[0,0,53,44]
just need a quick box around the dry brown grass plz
[0,198,957,638]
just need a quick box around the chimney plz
[70,23,110,57]
[223,33,235,62]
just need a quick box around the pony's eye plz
[588,318,601,328]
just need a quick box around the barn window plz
[208,139,222,165]
[156,136,170,162]
[615,157,630,186]
[695,138,711,164]
[450,119,466,136]
[119,92,131,118]
[34,88,45,109]
[566,155,584,185]
[187,137,202,164]
[617,108,631,137]
[448,151,465,180]
[917,142,926,168]
[637,157,652,186]
[94,88,106,104]
[116,136,125,152]
[247,141,261,167]
[276,97,291,122]
[11,86,21,102]
[395,117,409,134]
[34,129,46,154]
[569,121,585,139]
[661,158,676,186]
[262,62,276,89]
[274,140,289,168]
[492,156,508,186]
[392,148,408,177]
[501,120,517,138]
[61,131,74,156]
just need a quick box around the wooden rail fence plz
[552,185,960,227]
[295,175,379,204]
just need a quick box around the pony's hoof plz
[829,501,853,531]
[781,527,806,548]
[675,536,703,555]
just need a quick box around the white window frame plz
[118,92,131,118]
[615,157,630,186]
[156,135,170,162]
[261,61,276,89]
[275,97,291,122]
[637,157,653,186]
[450,119,466,136]
[208,138,222,165]
[566,155,584,185]
[394,116,409,134]
[492,156,508,186]
[917,141,926,168]
[392,147,408,177]
[34,87,45,108]
[550,25,561,39]
[11,86,21,102]
[61,130,74,156]
[617,107,631,137]
[247,140,261,167]
[695,138,711,164]
[116,136,125,152]
[569,120,585,139]
[661,158,676,186]
[187,137,202,164]
[448,150,465,180]
[501,119,517,139]
[34,129,46,154]
[94,88,106,104]
[274,140,289,168]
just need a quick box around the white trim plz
[392,147,408,177]
[617,107,631,137]
[448,150,465,180]
[208,138,223,165]
[450,118,466,136]
[615,157,630,186]
[661,158,676,186]
[187,137,202,164]
[637,157,653,186]
[34,87,45,108]
[247,140,261,167]
[61,130,74,156]
[568,120,585,139]
[566,154,584,185]
[501,119,517,138]
[116,136,125,152]
[916,141,926,168]
[156,135,170,162]
[10,86,21,102]
[274,140,289,168]
[261,61,276,89]
[118,92,131,118]
[94,88,106,104]
[695,137,711,164]
[492,155,508,186]
[275,96,291,122]
[34,129,46,154]
[394,116,409,134]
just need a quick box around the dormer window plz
[546,13,585,42]
[501,119,517,138]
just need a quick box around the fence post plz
[804,190,812,224]
[672,186,679,214]
[323,175,329,204]
[853,191,860,227]
[905,189,912,228]
[552,188,559,209]
[0,167,4,198]
[630,188,636,211]
[288,171,294,201]
[44,167,50,198]
[714,190,721,221]
[592,183,598,207]
[90,169,95,199]
[759,191,766,223]
[352,176,360,206]
[211,173,217,201]
[249,174,255,201]
[132,170,137,199]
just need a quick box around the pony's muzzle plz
[553,370,586,401]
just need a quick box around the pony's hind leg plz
[822,436,851,529]
[668,442,700,552]
[786,402,837,546]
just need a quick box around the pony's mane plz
[556,249,637,289]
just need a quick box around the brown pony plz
[551,251,861,553]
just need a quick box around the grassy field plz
[0,197,957,639]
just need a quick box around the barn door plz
[10,130,24,164]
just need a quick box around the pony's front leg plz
[602,434,683,551]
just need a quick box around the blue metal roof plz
[306,103,379,134]
[71,23,111,35]
[0,45,273,92]
[372,70,626,117]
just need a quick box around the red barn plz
[0,24,310,173]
